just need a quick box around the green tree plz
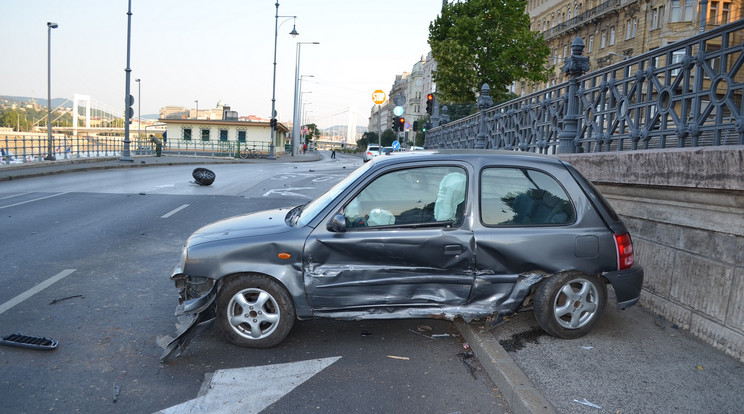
[304,123,321,144]
[428,0,550,104]
[381,129,398,147]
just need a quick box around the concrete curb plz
[0,153,324,182]
[455,320,556,414]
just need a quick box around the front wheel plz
[216,274,295,348]
[533,272,607,339]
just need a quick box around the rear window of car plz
[480,167,575,226]
[368,146,380,151]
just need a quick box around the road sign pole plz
[377,104,381,148]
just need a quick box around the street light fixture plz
[270,2,299,159]
[135,78,141,153]
[45,22,58,161]
[292,41,319,156]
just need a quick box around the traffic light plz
[413,121,419,131]
[398,117,405,132]
[426,93,434,115]
[391,116,397,130]
[270,118,277,130]
[127,94,134,120]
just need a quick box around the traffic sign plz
[393,106,404,116]
[392,140,400,150]
[404,122,411,130]
[372,90,386,105]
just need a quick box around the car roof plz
[370,149,563,168]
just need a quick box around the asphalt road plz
[0,156,511,413]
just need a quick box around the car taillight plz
[614,233,635,270]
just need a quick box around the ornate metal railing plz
[1,133,149,164]
[425,19,744,153]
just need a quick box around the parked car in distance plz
[381,146,394,155]
[161,150,643,360]
[363,144,381,162]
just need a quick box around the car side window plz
[344,166,467,229]
[480,167,575,226]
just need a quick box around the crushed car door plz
[303,165,475,309]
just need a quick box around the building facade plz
[160,118,289,153]
[519,0,742,95]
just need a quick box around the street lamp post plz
[135,78,141,154]
[292,41,319,156]
[270,2,299,159]
[45,22,58,161]
[121,0,133,162]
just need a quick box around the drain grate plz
[0,333,58,350]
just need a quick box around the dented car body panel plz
[162,150,643,360]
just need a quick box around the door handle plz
[443,244,463,255]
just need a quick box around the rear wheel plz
[533,272,607,339]
[216,274,295,348]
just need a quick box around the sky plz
[1,0,444,129]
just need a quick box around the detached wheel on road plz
[216,274,295,348]
[533,272,607,339]
[192,167,215,186]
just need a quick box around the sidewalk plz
[0,151,322,181]
[2,152,742,414]
[458,296,744,414]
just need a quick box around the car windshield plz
[294,161,374,227]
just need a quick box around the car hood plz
[187,208,294,246]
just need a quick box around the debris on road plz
[192,167,215,186]
[386,355,410,360]
[460,351,477,379]
[574,398,602,409]
[49,294,84,305]
[408,328,452,339]
[0,333,58,350]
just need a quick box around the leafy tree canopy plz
[304,123,321,143]
[428,0,550,104]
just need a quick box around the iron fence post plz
[558,37,590,154]
[475,84,494,149]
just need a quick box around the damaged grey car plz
[161,150,643,361]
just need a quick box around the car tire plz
[192,168,215,186]
[533,272,607,339]
[216,274,295,348]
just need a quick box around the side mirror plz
[327,214,347,232]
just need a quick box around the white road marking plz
[158,356,342,414]
[262,187,314,198]
[0,192,31,200]
[0,269,77,315]
[161,204,190,218]
[0,192,67,210]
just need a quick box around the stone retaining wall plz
[559,146,744,362]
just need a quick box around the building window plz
[201,128,210,141]
[238,130,246,143]
[671,50,686,76]
[721,2,731,24]
[625,18,637,39]
[710,1,732,25]
[588,35,594,53]
[183,128,192,141]
[600,30,607,48]
[670,0,694,22]
[219,129,228,142]
[610,26,615,45]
